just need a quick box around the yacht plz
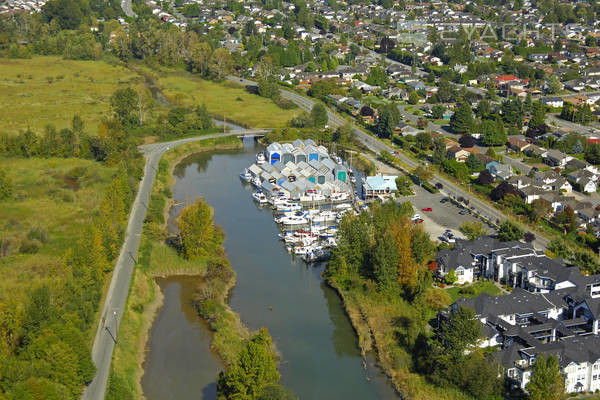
[330,192,349,202]
[276,215,309,225]
[252,191,268,204]
[251,176,262,188]
[308,210,337,223]
[335,203,352,210]
[256,152,266,164]
[300,192,326,202]
[275,201,302,212]
[239,168,252,182]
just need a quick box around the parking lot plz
[402,185,494,242]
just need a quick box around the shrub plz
[19,238,41,254]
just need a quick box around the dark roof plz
[456,287,561,318]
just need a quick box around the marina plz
[241,139,359,262]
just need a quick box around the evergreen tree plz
[449,102,474,134]
[432,136,447,164]
[529,101,546,128]
[310,103,328,127]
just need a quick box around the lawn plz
[0,56,144,134]
[0,157,116,304]
[157,71,292,128]
[445,280,504,303]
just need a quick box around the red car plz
[414,218,424,224]
[422,207,432,212]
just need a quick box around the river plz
[142,138,398,400]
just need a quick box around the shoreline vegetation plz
[107,137,289,400]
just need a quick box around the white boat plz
[252,191,268,204]
[275,201,302,212]
[335,203,352,210]
[256,152,266,164]
[239,169,252,182]
[330,192,349,202]
[277,215,309,225]
[300,192,326,202]
[251,176,262,188]
[309,210,337,223]
[350,176,356,184]
[269,193,289,205]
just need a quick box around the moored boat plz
[239,168,252,182]
[256,152,266,164]
[252,191,268,204]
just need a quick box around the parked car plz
[422,207,433,212]
[459,209,469,215]
[414,218,424,224]
[435,182,443,189]
[440,198,449,203]
[412,214,421,221]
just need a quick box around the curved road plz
[227,76,549,249]
[82,130,268,400]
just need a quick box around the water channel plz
[142,138,398,400]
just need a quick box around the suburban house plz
[507,137,531,153]
[487,162,513,181]
[544,149,572,168]
[543,97,564,108]
[447,146,471,162]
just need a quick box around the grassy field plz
[0,56,144,134]
[445,281,504,303]
[0,157,116,304]
[156,71,293,129]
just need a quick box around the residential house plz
[508,137,532,152]
[361,174,398,199]
[447,146,471,162]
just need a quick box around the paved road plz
[82,130,268,400]
[121,0,135,18]
[227,76,549,249]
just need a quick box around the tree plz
[480,117,507,146]
[547,75,562,95]
[442,159,469,180]
[413,165,433,183]
[208,48,233,80]
[555,205,577,232]
[585,143,600,164]
[529,198,551,222]
[529,101,547,128]
[465,153,483,172]
[110,88,139,124]
[178,198,217,259]
[432,137,447,165]
[0,169,14,201]
[475,99,491,119]
[477,169,494,185]
[445,269,457,284]
[376,104,401,138]
[501,97,525,128]
[42,0,86,29]
[527,354,565,400]
[310,104,328,127]
[498,220,525,241]
[217,328,280,399]
[432,104,445,120]
[449,102,474,134]
[408,91,420,105]
[415,131,432,150]
[524,232,536,242]
[458,134,475,148]
[442,306,482,356]
[549,238,572,259]
[258,79,281,101]
[332,124,354,144]
[459,221,486,240]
